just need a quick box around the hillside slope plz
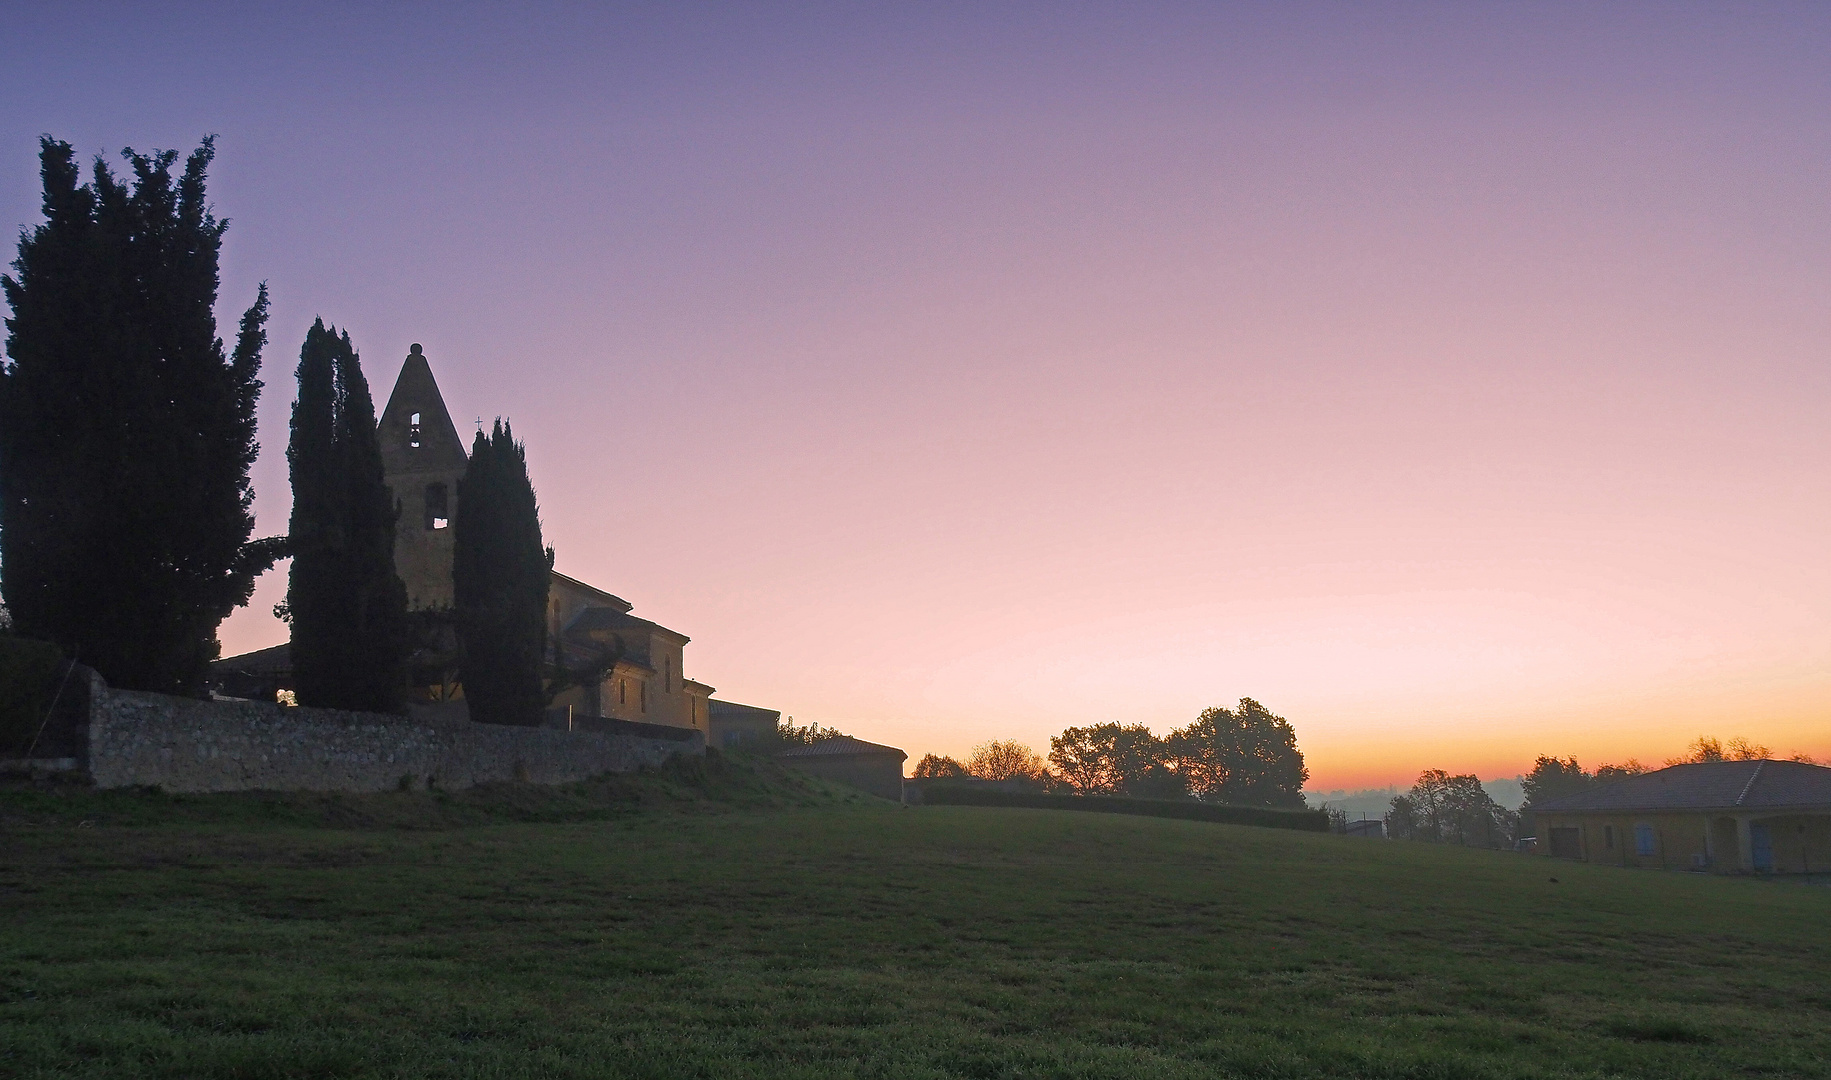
[3,804,1828,1078]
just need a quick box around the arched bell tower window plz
[424,482,448,530]
[408,412,422,448]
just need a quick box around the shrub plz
[0,636,67,755]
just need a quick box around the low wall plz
[86,671,702,793]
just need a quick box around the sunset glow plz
[6,4,1827,788]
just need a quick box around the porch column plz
[1701,815,1714,868]
[1735,815,1756,871]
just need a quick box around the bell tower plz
[378,344,469,610]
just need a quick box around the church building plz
[375,344,716,732]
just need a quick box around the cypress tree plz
[453,420,550,726]
[286,320,408,712]
[0,137,282,694]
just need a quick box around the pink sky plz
[4,4,1827,787]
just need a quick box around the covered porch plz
[1704,811,1831,873]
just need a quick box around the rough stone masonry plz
[81,669,699,793]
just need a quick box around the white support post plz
[1735,815,1756,871]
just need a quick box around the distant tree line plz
[910,698,1310,810]
[1,135,551,723]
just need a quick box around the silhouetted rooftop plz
[1530,760,1831,813]
[776,735,906,761]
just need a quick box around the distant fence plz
[919,786,1329,832]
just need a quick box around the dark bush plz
[919,784,1329,832]
[0,636,67,755]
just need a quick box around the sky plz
[3,2,1828,789]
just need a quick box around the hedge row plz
[919,785,1329,832]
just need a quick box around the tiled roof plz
[1531,760,1831,813]
[563,607,689,643]
[211,642,292,674]
[775,735,907,761]
[549,571,632,613]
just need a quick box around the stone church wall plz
[84,670,701,793]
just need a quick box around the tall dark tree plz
[1167,698,1309,808]
[286,320,408,712]
[0,137,281,694]
[453,419,550,726]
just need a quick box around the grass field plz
[2,762,1828,1079]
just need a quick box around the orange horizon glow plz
[7,6,1826,792]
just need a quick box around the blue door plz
[1750,823,1774,871]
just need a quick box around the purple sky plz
[5,3,1829,785]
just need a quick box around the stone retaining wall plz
[85,670,701,793]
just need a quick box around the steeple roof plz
[378,343,468,475]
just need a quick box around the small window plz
[618,680,626,706]
[409,412,422,448]
[424,483,448,530]
[1634,824,1656,857]
[1604,825,1615,849]
[640,680,647,713]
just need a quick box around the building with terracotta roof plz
[1529,759,1831,873]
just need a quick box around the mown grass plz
[1,769,1827,1079]
[0,751,871,831]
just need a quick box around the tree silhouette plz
[911,754,968,779]
[286,319,408,712]
[0,137,281,693]
[453,419,550,725]
[1387,770,1514,848]
[1166,699,1308,808]
[1049,722,1164,795]
[967,740,1049,784]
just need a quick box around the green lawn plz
[2,772,1828,1078]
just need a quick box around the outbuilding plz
[776,735,908,802]
[1529,759,1831,873]
[707,700,782,749]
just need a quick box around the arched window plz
[409,412,422,448]
[424,483,448,530]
